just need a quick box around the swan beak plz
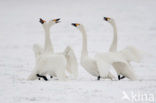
[71,23,80,27]
[104,17,110,21]
[52,18,61,23]
[39,18,46,24]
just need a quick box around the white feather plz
[64,46,78,79]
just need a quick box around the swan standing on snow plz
[104,17,142,80]
[94,17,143,80]
[33,18,60,80]
[71,23,115,80]
[28,18,78,81]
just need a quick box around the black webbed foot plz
[118,75,121,80]
[36,74,48,81]
[97,76,101,80]
[50,76,53,78]
[120,76,125,80]
[118,75,125,80]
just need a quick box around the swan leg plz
[50,76,53,78]
[118,75,120,80]
[118,75,125,80]
[36,74,48,81]
[97,76,101,80]
[120,75,125,79]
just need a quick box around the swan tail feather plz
[120,63,137,80]
[121,46,143,63]
[64,46,78,79]
[95,57,111,78]
[27,69,38,80]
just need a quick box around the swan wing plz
[64,46,78,79]
[120,46,143,63]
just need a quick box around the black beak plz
[55,18,60,23]
[71,23,77,27]
[104,17,108,21]
[39,18,45,24]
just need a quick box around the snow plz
[0,0,156,103]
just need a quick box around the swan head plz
[104,17,114,24]
[39,18,61,28]
[71,23,85,32]
[71,23,80,27]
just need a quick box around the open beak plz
[71,23,80,27]
[104,17,110,21]
[52,18,61,23]
[39,18,46,24]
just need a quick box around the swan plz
[104,17,142,80]
[71,23,115,80]
[28,18,78,81]
[93,17,143,80]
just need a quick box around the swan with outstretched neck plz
[104,17,118,52]
[41,18,59,53]
[71,23,115,80]
[102,17,142,80]
[28,18,78,81]
[33,18,60,59]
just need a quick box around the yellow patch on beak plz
[52,18,60,23]
[75,24,80,26]
[107,17,111,21]
[52,19,57,22]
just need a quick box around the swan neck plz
[109,21,118,52]
[80,28,88,58]
[44,28,54,53]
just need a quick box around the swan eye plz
[39,18,46,24]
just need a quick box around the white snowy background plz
[0,0,156,103]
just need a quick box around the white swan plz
[28,18,78,81]
[93,17,143,80]
[71,23,115,80]
[104,17,142,80]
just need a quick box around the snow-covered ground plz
[0,0,156,103]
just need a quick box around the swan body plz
[28,53,67,81]
[72,23,115,80]
[95,50,137,80]
[28,18,78,81]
